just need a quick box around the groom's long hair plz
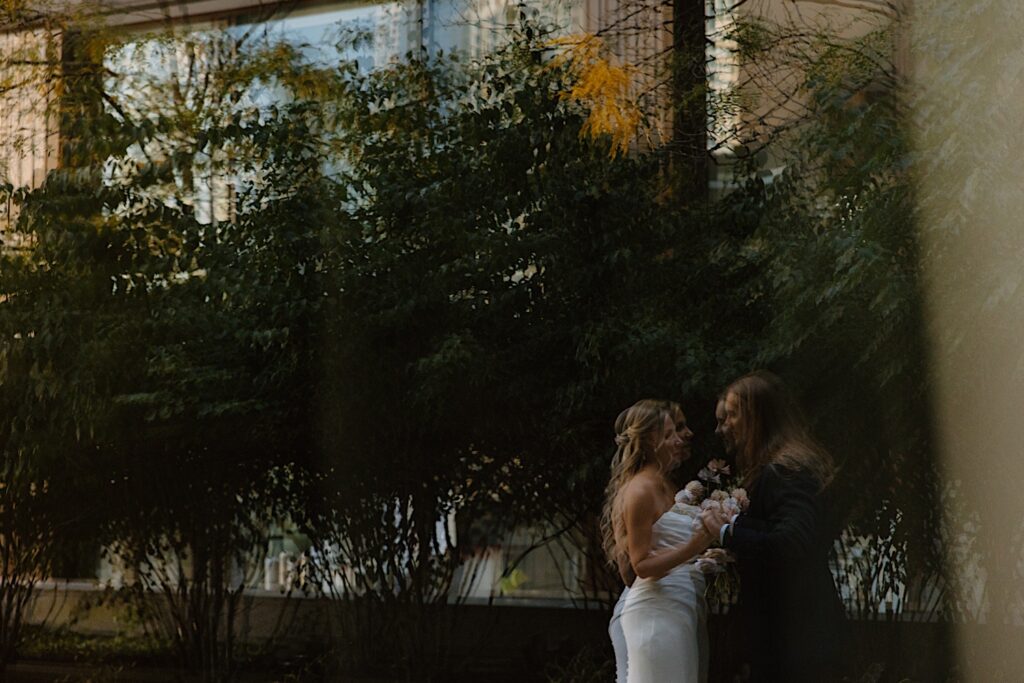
[728,371,834,491]
[600,399,670,571]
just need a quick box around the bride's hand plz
[700,508,729,539]
[691,517,714,549]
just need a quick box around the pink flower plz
[707,459,731,476]
[675,481,705,505]
[702,548,736,563]
[698,458,732,484]
[694,548,736,574]
[700,499,722,513]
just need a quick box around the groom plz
[701,371,846,682]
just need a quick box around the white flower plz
[695,558,726,575]
[697,467,720,484]
[675,481,705,505]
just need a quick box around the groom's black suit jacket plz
[723,463,846,682]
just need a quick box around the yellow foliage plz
[548,34,641,158]
[498,567,528,595]
[1,0,27,17]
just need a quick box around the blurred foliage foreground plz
[0,0,1011,680]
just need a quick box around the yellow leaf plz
[547,34,641,157]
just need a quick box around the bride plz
[602,399,713,683]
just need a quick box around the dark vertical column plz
[671,0,708,204]
[59,29,106,171]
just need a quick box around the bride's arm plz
[617,553,636,587]
[624,480,713,581]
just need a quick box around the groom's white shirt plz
[719,514,740,543]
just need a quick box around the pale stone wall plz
[0,28,61,192]
[733,0,900,141]
[708,0,907,191]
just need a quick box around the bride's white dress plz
[620,504,708,683]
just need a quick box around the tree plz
[2,20,334,680]
[286,20,765,676]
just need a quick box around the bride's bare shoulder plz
[621,471,661,504]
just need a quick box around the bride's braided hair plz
[600,399,671,570]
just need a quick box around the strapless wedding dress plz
[620,505,708,683]
[610,586,629,683]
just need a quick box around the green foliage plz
[721,17,939,601]
[18,625,170,665]
[303,31,760,656]
[543,643,615,683]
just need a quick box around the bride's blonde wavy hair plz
[600,399,670,570]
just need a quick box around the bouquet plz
[672,457,749,606]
